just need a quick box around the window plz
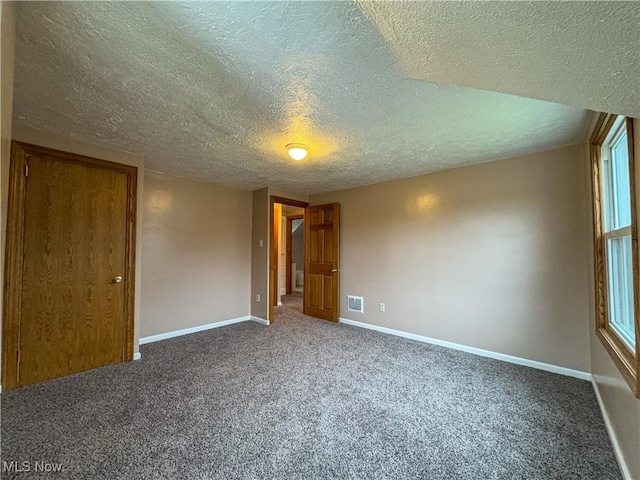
[591,114,639,397]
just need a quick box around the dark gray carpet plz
[1,295,620,479]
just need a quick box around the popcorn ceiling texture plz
[358,1,640,119]
[13,2,631,194]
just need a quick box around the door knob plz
[112,275,123,284]
[331,269,339,273]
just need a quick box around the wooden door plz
[3,143,137,389]
[304,204,340,322]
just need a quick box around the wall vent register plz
[347,295,364,313]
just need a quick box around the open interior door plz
[304,203,340,322]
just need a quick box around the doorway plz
[286,214,304,295]
[269,196,307,324]
[268,197,341,324]
[2,142,137,390]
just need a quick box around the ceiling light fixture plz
[286,143,309,161]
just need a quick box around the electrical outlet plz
[379,303,385,312]
[256,294,261,302]
[259,240,263,248]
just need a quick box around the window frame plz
[590,113,640,397]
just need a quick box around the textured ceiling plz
[13,2,633,195]
[358,1,640,119]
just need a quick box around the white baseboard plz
[277,302,282,306]
[133,352,141,361]
[139,315,253,345]
[338,317,591,380]
[250,316,269,325]
[592,377,631,480]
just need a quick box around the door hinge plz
[16,348,20,383]
[25,163,29,177]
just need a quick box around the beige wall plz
[591,336,640,478]
[0,0,16,374]
[140,171,252,337]
[588,117,640,479]
[251,188,269,320]
[311,145,591,371]
[11,126,146,352]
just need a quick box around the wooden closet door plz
[17,153,129,386]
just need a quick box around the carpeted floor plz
[1,295,620,479]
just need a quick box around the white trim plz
[338,317,591,380]
[139,316,253,345]
[592,378,632,480]
[250,316,269,325]
[133,352,141,361]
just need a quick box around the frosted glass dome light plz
[286,143,309,161]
